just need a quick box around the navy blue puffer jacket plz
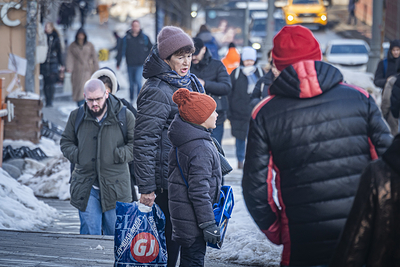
[242,60,392,266]
[134,46,202,194]
[168,114,222,247]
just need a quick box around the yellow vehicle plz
[282,0,327,28]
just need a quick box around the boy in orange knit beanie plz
[167,88,222,266]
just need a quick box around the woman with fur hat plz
[168,88,221,266]
[133,26,204,267]
[228,46,264,169]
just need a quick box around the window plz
[330,44,369,54]
[292,0,320,4]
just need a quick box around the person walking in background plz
[390,76,400,122]
[221,42,240,75]
[74,0,90,27]
[96,0,109,25]
[196,24,220,59]
[60,79,135,236]
[66,28,99,106]
[168,88,222,267]
[242,25,391,267]
[374,39,400,90]
[191,37,231,145]
[330,134,400,267]
[133,26,204,267]
[40,22,64,107]
[116,20,152,103]
[228,46,264,169]
[347,0,358,25]
[250,50,277,109]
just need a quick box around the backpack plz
[383,58,388,77]
[70,105,128,174]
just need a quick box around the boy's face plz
[201,110,218,129]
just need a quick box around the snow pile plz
[206,185,282,266]
[0,168,57,231]
[4,137,71,200]
[18,155,71,200]
[7,90,40,100]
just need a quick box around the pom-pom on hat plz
[172,88,216,125]
[157,26,194,60]
[241,46,257,61]
[272,25,322,71]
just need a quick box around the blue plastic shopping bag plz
[208,185,235,249]
[114,202,167,267]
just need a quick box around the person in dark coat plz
[40,22,64,107]
[242,25,392,267]
[116,20,153,102]
[168,88,222,267]
[374,39,400,90]
[250,50,279,109]
[196,24,220,60]
[191,37,231,145]
[390,75,400,120]
[91,67,138,201]
[228,46,264,169]
[330,134,400,267]
[133,26,204,267]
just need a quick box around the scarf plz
[157,70,205,93]
[242,66,258,94]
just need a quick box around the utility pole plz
[366,0,384,73]
[263,0,274,62]
[25,0,37,93]
[243,0,250,47]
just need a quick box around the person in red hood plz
[221,42,240,75]
[242,25,392,267]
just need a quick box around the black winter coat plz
[390,75,400,118]
[374,40,400,89]
[191,49,231,125]
[116,29,153,67]
[250,69,274,110]
[40,31,63,76]
[228,66,264,140]
[167,114,222,247]
[242,60,392,266]
[330,134,400,267]
[134,46,203,194]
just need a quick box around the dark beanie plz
[157,26,194,60]
[272,25,322,71]
[172,88,216,125]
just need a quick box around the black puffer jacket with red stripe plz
[242,60,392,266]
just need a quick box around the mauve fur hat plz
[157,26,194,60]
[172,88,216,125]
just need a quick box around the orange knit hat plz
[172,88,216,125]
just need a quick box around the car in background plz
[324,39,370,72]
[249,10,286,58]
[282,0,327,29]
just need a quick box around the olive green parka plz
[61,94,135,212]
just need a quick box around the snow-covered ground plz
[0,168,57,231]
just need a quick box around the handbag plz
[211,136,233,176]
[114,202,168,266]
[175,147,234,249]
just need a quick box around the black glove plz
[202,224,220,244]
